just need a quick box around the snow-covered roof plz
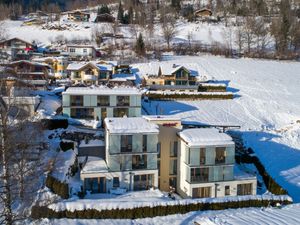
[135,62,200,77]
[111,73,136,81]
[79,139,105,148]
[63,86,142,96]
[67,62,89,71]
[81,157,108,174]
[143,115,182,122]
[67,62,112,71]
[178,128,234,147]
[97,64,113,71]
[67,44,95,49]
[105,117,159,134]
[9,60,50,68]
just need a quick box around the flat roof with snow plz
[81,157,108,174]
[143,115,181,122]
[178,128,234,147]
[63,86,142,96]
[105,117,159,134]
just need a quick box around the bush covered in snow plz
[31,195,292,220]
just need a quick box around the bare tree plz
[289,18,300,52]
[0,22,7,41]
[235,25,244,56]
[187,31,194,49]
[0,76,45,224]
[162,22,177,50]
[91,25,104,46]
[242,16,256,54]
[253,17,271,55]
[222,26,234,56]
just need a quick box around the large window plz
[132,155,147,170]
[215,147,226,164]
[71,108,94,119]
[143,135,147,152]
[157,160,160,176]
[169,159,177,175]
[70,48,75,53]
[121,135,132,152]
[170,141,178,157]
[175,80,187,85]
[157,142,161,159]
[134,174,153,191]
[70,95,83,106]
[113,177,119,188]
[99,72,108,79]
[200,148,206,165]
[192,187,211,198]
[175,69,188,79]
[85,68,94,75]
[97,96,109,106]
[190,167,209,183]
[113,108,128,117]
[237,183,252,196]
[117,96,130,106]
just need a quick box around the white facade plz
[62,86,142,120]
[80,117,159,193]
[67,45,97,59]
[178,128,257,198]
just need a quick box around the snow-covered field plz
[140,55,300,202]
[34,203,300,225]
[3,18,226,46]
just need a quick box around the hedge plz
[198,86,227,92]
[31,197,292,220]
[146,93,233,101]
[41,119,68,130]
[60,141,74,152]
[45,175,69,199]
[236,148,288,195]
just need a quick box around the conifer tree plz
[117,1,124,22]
[135,33,145,56]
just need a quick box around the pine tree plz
[128,6,133,24]
[135,33,145,56]
[117,1,124,22]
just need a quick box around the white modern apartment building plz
[67,45,97,59]
[62,86,142,120]
[80,117,159,193]
[178,128,257,198]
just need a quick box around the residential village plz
[0,0,300,224]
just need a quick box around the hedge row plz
[45,175,69,199]
[198,86,227,92]
[31,198,292,220]
[146,93,233,100]
[60,141,74,152]
[237,148,288,195]
[41,119,68,130]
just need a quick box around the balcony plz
[83,74,96,81]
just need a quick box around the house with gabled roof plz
[144,63,198,86]
[4,60,52,89]
[67,62,113,85]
